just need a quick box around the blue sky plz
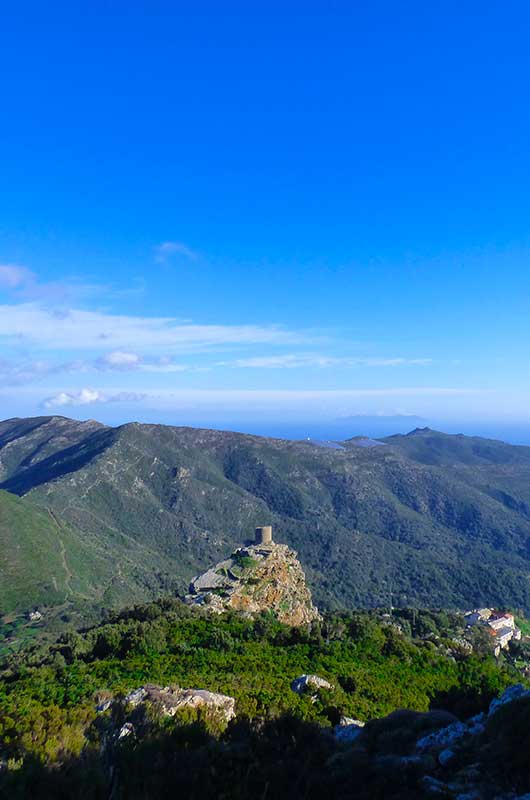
[1,1,530,438]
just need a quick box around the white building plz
[465,608,521,655]
[488,612,515,632]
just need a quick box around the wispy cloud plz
[0,348,431,387]
[220,354,432,369]
[97,351,142,370]
[0,304,307,352]
[0,263,106,304]
[42,388,146,408]
[0,351,196,386]
[35,385,483,417]
[154,241,198,263]
[42,386,480,416]
[0,264,35,289]
[0,357,56,385]
[96,351,191,373]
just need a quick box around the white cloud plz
[0,264,35,289]
[221,354,432,368]
[0,351,196,386]
[96,351,191,373]
[360,358,432,366]
[36,385,483,421]
[154,241,198,263]
[42,388,146,408]
[219,354,334,368]
[44,388,103,407]
[0,342,431,391]
[0,303,306,351]
[139,362,190,373]
[97,351,141,369]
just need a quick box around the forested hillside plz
[3,416,530,621]
[0,601,527,799]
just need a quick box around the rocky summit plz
[186,526,320,626]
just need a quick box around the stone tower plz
[255,525,273,545]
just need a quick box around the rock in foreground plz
[290,674,334,695]
[104,684,236,722]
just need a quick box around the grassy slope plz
[0,487,176,625]
[0,489,103,613]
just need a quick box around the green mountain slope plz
[0,489,109,614]
[2,417,530,616]
[0,483,179,628]
[0,415,105,483]
[382,426,530,466]
[383,427,530,539]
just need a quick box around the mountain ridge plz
[2,416,530,624]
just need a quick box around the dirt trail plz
[48,509,74,598]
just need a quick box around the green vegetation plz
[0,489,123,628]
[0,603,515,760]
[4,416,530,634]
[233,554,258,570]
[0,600,524,798]
[2,418,530,797]
[515,615,530,637]
[0,487,176,655]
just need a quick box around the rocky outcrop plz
[332,684,530,798]
[290,674,333,695]
[139,685,236,721]
[487,682,530,716]
[334,717,365,743]
[99,684,236,723]
[186,542,320,626]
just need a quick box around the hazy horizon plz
[5,409,530,447]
